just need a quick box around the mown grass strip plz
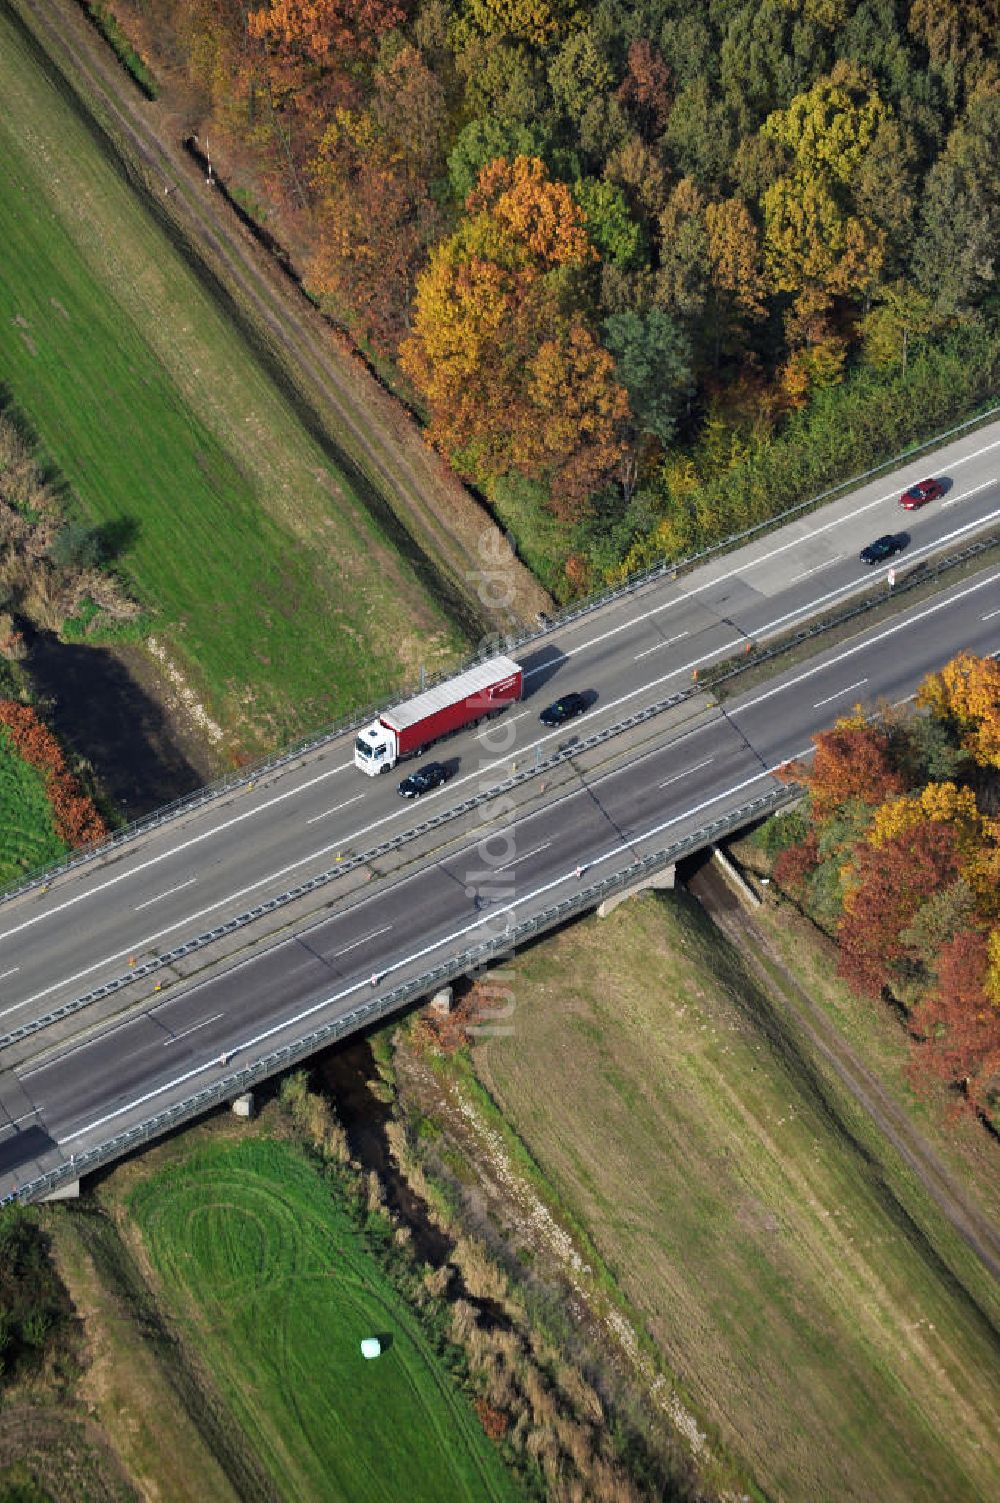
[0,10,463,753]
[472,891,1000,1503]
[129,1137,521,1503]
[0,728,66,886]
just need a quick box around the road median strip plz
[9,538,998,1055]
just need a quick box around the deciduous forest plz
[113,1,999,595]
[767,651,1000,1122]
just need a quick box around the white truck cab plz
[354,723,397,774]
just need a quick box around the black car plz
[859,533,907,565]
[539,692,588,727]
[398,762,449,798]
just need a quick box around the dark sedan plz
[398,762,449,797]
[899,478,944,510]
[539,692,589,728]
[859,533,908,565]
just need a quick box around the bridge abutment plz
[40,1178,80,1202]
[596,864,675,918]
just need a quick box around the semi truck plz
[354,655,523,775]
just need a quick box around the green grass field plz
[471,892,1000,1503]
[0,729,66,886]
[0,10,463,753]
[128,1137,520,1503]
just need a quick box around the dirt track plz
[688,855,1000,1288]
[9,0,551,636]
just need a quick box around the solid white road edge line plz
[8,564,1000,1020]
[59,749,814,1145]
[4,494,998,948]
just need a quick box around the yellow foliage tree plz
[870,781,983,853]
[868,793,922,848]
[705,198,767,319]
[761,63,888,307]
[917,651,1000,769]
[401,157,625,504]
[460,0,571,47]
[986,928,1000,1010]
[962,820,1000,919]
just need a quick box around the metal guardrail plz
[2,402,996,907]
[703,527,1000,693]
[0,683,696,1049]
[8,522,998,1053]
[519,400,1000,631]
[6,785,798,1205]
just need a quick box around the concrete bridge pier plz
[596,864,675,918]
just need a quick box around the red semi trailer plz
[353,655,523,774]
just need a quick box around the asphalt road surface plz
[0,421,998,1195]
[1,419,998,1023]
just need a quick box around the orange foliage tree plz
[246,0,406,139]
[779,713,907,821]
[911,928,1000,1113]
[836,821,960,998]
[769,654,1000,1117]
[248,0,406,75]
[401,157,629,514]
[0,702,106,849]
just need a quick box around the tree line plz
[766,651,1000,1123]
[129,1,998,594]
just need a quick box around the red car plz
[899,477,944,509]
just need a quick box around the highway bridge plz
[1,418,998,1200]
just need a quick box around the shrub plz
[0,701,106,848]
[47,523,105,571]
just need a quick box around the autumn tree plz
[459,0,570,49]
[247,0,405,119]
[0,702,106,849]
[868,781,984,856]
[899,879,978,972]
[837,821,961,998]
[304,40,450,348]
[547,24,616,140]
[248,0,405,68]
[908,0,999,98]
[911,927,1000,1112]
[655,178,708,320]
[917,652,1000,770]
[760,61,889,397]
[781,714,908,822]
[860,280,936,372]
[401,157,628,509]
[605,137,668,220]
[703,197,767,361]
[615,38,671,142]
